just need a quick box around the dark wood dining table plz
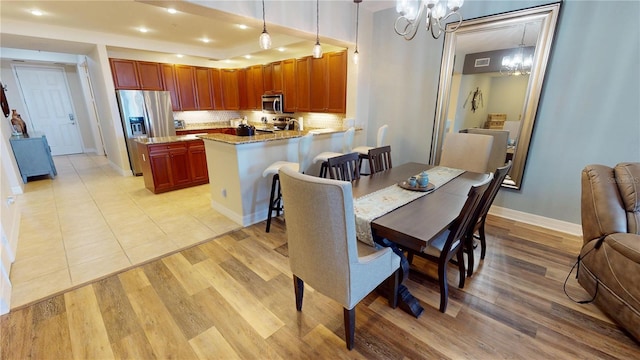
[351,162,486,316]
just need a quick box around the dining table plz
[351,162,487,317]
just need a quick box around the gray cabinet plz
[9,133,57,183]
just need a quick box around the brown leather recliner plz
[579,162,640,341]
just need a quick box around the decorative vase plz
[10,109,28,137]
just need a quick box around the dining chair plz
[407,173,493,312]
[278,166,400,350]
[465,161,512,277]
[326,152,361,182]
[439,132,494,173]
[461,128,509,174]
[261,133,314,232]
[313,127,355,178]
[353,124,388,173]
[367,145,392,175]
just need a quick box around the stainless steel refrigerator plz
[116,90,176,175]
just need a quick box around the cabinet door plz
[221,69,240,110]
[210,69,224,110]
[237,68,248,110]
[263,63,273,93]
[188,141,209,183]
[271,61,283,93]
[161,64,181,110]
[249,65,264,109]
[282,59,297,113]
[296,57,311,112]
[169,146,191,186]
[148,146,173,192]
[175,65,198,110]
[327,51,347,113]
[136,61,163,90]
[110,59,140,89]
[310,56,328,112]
[195,67,214,110]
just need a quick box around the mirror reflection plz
[430,4,561,189]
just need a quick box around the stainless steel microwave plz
[261,94,283,114]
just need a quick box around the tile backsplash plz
[175,110,348,129]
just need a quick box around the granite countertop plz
[135,134,205,145]
[198,127,355,145]
[176,122,232,131]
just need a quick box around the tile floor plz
[9,153,240,309]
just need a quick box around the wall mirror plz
[430,3,561,189]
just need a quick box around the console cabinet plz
[10,133,57,183]
[137,139,209,194]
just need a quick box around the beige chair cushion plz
[440,132,493,173]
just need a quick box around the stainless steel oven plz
[261,93,283,114]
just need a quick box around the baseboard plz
[489,206,583,237]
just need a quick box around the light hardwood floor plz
[2,187,639,357]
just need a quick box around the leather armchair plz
[578,162,640,341]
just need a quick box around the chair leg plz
[343,307,355,350]
[479,218,487,260]
[265,174,281,233]
[319,162,328,178]
[406,251,414,265]
[293,276,304,311]
[387,269,400,309]
[457,249,466,288]
[438,262,449,313]
[466,235,475,278]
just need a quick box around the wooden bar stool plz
[352,124,388,174]
[312,127,355,178]
[261,134,314,232]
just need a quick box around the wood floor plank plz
[30,313,73,360]
[93,276,143,345]
[161,252,212,295]
[64,285,115,359]
[110,330,157,360]
[188,326,242,360]
[0,306,34,360]
[216,235,282,281]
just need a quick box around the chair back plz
[297,133,314,173]
[440,132,493,173]
[368,145,392,174]
[342,127,356,153]
[278,167,359,307]
[473,161,512,225]
[462,128,509,173]
[376,124,389,147]
[327,152,360,181]
[440,174,493,259]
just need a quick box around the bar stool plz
[312,127,355,178]
[352,124,388,174]
[262,133,314,232]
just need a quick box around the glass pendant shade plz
[259,30,271,50]
[353,50,359,65]
[312,42,323,58]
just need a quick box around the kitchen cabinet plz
[175,65,198,111]
[110,59,163,90]
[9,133,57,183]
[295,57,311,112]
[138,139,208,194]
[245,65,264,110]
[195,67,214,110]
[210,69,224,110]
[326,51,347,113]
[263,61,283,94]
[237,68,248,110]
[161,64,181,111]
[282,59,297,113]
[221,69,240,110]
[309,56,327,112]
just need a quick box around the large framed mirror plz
[430,3,561,189]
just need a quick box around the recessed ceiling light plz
[244,55,251,59]
[176,54,184,58]
[238,24,249,30]
[30,9,43,16]
[201,38,211,43]
[167,8,177,14]
[277,47,286,52]
[138,27,148,33]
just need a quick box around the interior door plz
[13,65,83,155]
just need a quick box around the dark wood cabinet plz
[295,57,311,112]
[175,65,198,111]
[245,65,264,110]
[161,64,181,111]
[195,67,214,110]
[237,68,248,110]
[221,69,240,110]
[210,69,224,110]
[271,61,283,93]
[110,59,140,89]
[138,140,209,194]
[136,61,163,90]
[282,59,297,113]
[310,56,328,112]
[263,63,273,93]
[326,51,347,113]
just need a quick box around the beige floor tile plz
[63,227,117,250]
[114,225,168,249]
[10,268,72,308]
[66,238,125,266]
[10,250,69,284]
[123,236,179,264]
[14,236,65,261]
[69,251,132,285]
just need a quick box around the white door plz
[14,65,83,155]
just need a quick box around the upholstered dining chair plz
[407,173,493,312]
[367,145,392,175]
[461,128,509,174]
[278,166,400,350]
[465,161,512,277]
[326,152,361,181]
[439,132,494,173]
[313,127,355,177]
[353,124,388,173]
[261,133,314,232]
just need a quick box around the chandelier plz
[501,24,533,76]
[394,0,464,40]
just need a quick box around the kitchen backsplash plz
[175,110,347,129]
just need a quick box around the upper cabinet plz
[295,57,311,112]
[110,59,163,90]
[136,61,163,90]
[221,69,240,110]
[245,65,264,110]
[282,59,297,113]
[326,51,347,114]
[194,67,214,110]
[160,64,180,111]
[174,65,198,111]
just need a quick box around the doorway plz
[13,65,83,155]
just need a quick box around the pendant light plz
[312,0,323,58]
[353,0,361,64]
[259,0,272,50]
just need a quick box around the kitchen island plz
[199,128,361,227]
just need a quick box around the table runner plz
[354,166,465,246]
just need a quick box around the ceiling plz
[0,0,395,67]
